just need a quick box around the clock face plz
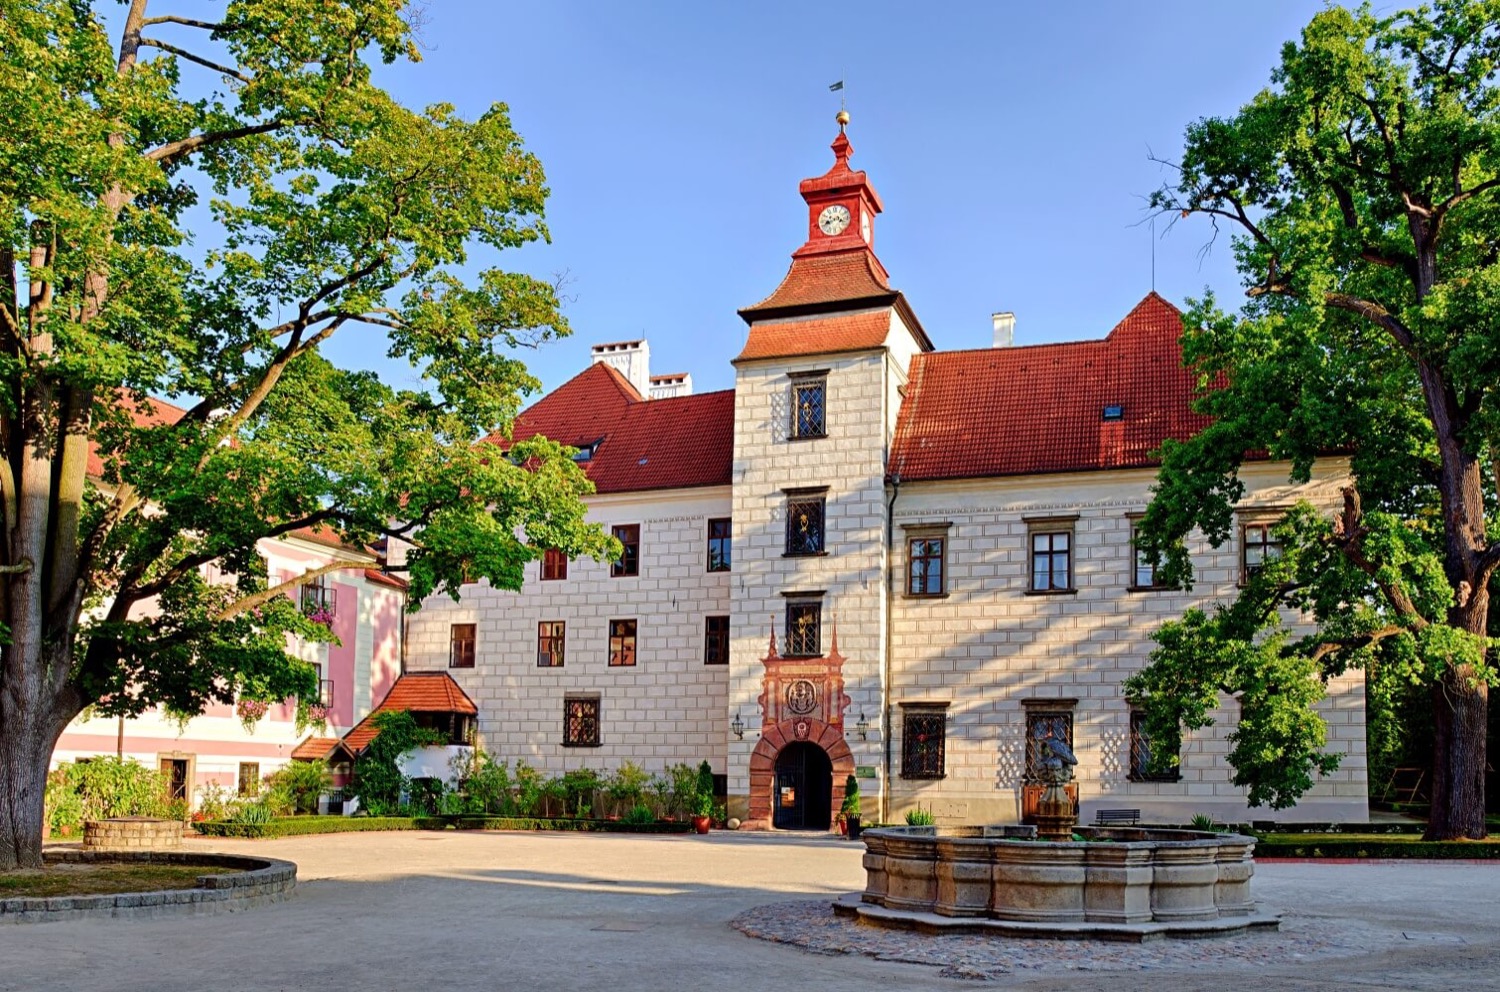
[818,204,851,236]
[860,211,871,243]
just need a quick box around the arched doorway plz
[773,742,832,830]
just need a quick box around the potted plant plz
[841,775,863,839]
[691,790,713,834]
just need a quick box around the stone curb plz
[831,893,1281,943]
[0,849,296,924]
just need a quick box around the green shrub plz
[54,757,177,823]
[453,816,692,834]
[45,768,84,832]
[513,759,545,817]
[460,751,515,815]
[227,801,274,838]
[666,763,699,819]
[841,775,861,817]
[263,760,333,816]
[905,807,935,826]
[351,710,446,811]
[194,815,429,838]
[605,761,650,814]
[195,783,242,822]
[407,777,446,816]
[622,804,656,827]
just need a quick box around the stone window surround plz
[901,521,952,599]
[1024,514,1078,595]
[787,368,830,441]
[610,524,640,578]
[783,485,829,558]
[563,694,601,748]
[448,622,476,669]
[780,589,825,658]
[899,701,950,779]
[1125,513,1167,592]
[537,620,566,668]
[1021,697,1077,783]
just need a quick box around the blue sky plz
[222,3,1338,397]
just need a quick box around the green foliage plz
[262,760,332,816]
[605,761,650,808]
[51,758,178,824]
[1252,835,1500,859]
[0,0,618,866]
[511,759,545,817]
[225,801,274,838]
[44,769,84,832]
[457,750,515,815]
[666,763,701,819]
[194,815,431,839]
[453,817,692,834]
[1138,0,1500,821]
[905,807,935,827]
[194,783,243,823]
[841,775,861,816]
[350,710,445,811]
[622,804,657,827]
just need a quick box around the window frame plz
[562,695,601,747]
[1240,520,1284,584]
[784,493,827,557]
[541,548,568,581]
[1026,517,1077,594]
[784,601,822,657]
[907,535,947,596]
[1128,708,1182,783]
[610,524,640,578]
[706,517,732,573]
[1022,700,1076,783]
[789,375,828,440]
[300,574,335,616]
[237,761,260,797]
[704,615,730,665]
[900,705,948,779]
[608,618,638,667]
[448,623,477,669]
[1128,518,1165,591]
[537,620,566,668]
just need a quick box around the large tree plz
[1134,0,1500,839]
[0,0,611,870]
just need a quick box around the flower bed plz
[453,816,693,833]
[192,814,697,839]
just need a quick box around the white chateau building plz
[405,121,1367,828]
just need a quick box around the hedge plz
[193,816,443,838]
[453,816,694,833]
[192,814,697,838]
[1254,834,1500,859]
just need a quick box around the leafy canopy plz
[1132,1,1500,811]
[1,0,613,723]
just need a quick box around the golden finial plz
[836,109,850,130]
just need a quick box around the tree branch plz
[139,37,250,82]
[217,561,364,621]
[1330,486,1431,628]
[1307,625,1410,663]
[129,509,344,602]
[1431,176,1500,242]
[145,121,286,167]
[141,15,238,31]
[1323,293,1420,360]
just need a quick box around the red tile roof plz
[735,311,894,362]
[889,293,1212,481]
[494,362,734,494]
[87,393,188,480]
[290,736,349,762]
[363,568,408,591]
[739,249,894,317]
[341,672,478,754]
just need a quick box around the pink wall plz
[370,589,402,707]
[330,582,357,726]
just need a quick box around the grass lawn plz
[0,863,237,899]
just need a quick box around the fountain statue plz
[1032,737,1078,842]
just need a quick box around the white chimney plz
[649,372,693,400]
[992,312,1015,348]
[590,339,651,397]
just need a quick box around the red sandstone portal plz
[745,624,855,830]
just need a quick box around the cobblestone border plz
[0,849,296,924]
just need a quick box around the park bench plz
[1093,808,1140,826]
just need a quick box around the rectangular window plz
[1024,708,1074,782]
[1131,522,1158,589]
[791,378,827,439]
[449,623,476,669]
[704,615,730,665]
[908,537,946,596]
[563,696,600,747]
[785,602,821,657]
[901,708,947,779]
[237,762,260,797]
[785,496,826,555]
[1030,531,1073,592]
[1129,709,1181,782]
[707,518,732,572]
[537,621,566,668]
[611,524,640,577]
[608,619,637,667]
[300,574,335,616]
[1241,522,1282,581]
[541,548,568,581]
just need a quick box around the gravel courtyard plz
[1,830,1496,991]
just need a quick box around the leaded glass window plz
[1129,710,1180,782]
[792,380,826,438]
[1024,710,1073,782]
[785,497,825,555]
[902,709,946,778]
[563,696,600,746]
[785,602,821,657]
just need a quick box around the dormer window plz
[1102,405,1124,421]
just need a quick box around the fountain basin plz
[845,824,1276,940]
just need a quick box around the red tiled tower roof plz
[494,362,734,494]
[889,293,1211,481]
[735,311,894,362]
[340,672,478,754]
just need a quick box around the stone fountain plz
[1031,737,1079,842]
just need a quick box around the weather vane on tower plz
[829,79,848,129]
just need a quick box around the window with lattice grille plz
[791,379,827,438]
[785,602,821,657]
[785,497,825,555]
[1129,709,1180,782]
[902,708,947,779]
[1024,709,1074,782]
[563,696,600,747]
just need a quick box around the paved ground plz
[1,830,1496,991]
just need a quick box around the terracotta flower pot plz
[692,815,711,834]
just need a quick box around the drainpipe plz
[882,472,901,826]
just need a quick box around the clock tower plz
[794,110,883,261]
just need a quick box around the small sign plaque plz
[856,765,878,779]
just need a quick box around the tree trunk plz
[1426,666,1488,840]
[0,665,70,871]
